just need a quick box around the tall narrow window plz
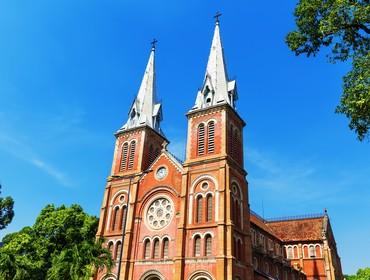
[119,205,127,230]
[128,141,136,170]
[206,194,213,222]
[205,235,212,256]
[197,123,205,155]
[194,236,201,257]
[153,239,160,258]
[196,196,203,223]
[115,241,122,260]
[144,240,150,259]
[315,245,321,258]
[309,245,315,258]
[112,207,119,231]
[238,240,243,261]
[148,144,154,165]
[287,246,293,259]
[108,242,113,253]
[229,124,233,156]
[207,121,215,153]
[120,143,129,170]
[163,238,169,258]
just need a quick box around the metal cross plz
[214,11,222,23]
[151,38,158,50]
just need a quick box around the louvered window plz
[207,121,215,153]
[163,238,169,258]
[128,141,136,170]
[229,125,233,156]
[205,235,212,256]
[144,240,150,259]
[197,124,205,155]
[196,196,203,223]
[120,143,129,170]
[194,236,201,257]
[153,239,160,258]
[206,194,213,222]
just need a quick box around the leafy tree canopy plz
[286,0,370,141]
[345,267,370,280]
[0,204,113,280]
[0,184,14,230]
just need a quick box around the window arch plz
[315,244,322,257]
[163,238,169,258]
[194,235,201,257]
[197,123,205,156]
[111,206,120,231]
[206,194,213,222]
[286,246,293,259]
[128,141,136,170]
[120,143,129,171]
[205,234,212,256]
[196,196,203,223]
[293,245,298,258]
[207,121,215,154]
[153,238,160,259]
[237,239,243,261]
[144,239,151,259]
[115,241,122,260]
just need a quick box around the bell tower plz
[182,17,253,280]
[95,43,167,280]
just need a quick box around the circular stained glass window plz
[146,197,174,230]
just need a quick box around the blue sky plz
[0,0,369,274]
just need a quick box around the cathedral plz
[93,19,343,280]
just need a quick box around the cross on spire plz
[151,38,158,51]
[214,11,222,24]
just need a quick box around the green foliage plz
[345,267,370,280]
[0,204,113,280]
[286,0,370,141]
[0,184,14,230]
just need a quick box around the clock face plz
[156,167,167,180]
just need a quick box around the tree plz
[0,204,113,280]
[345,267,370,280]
[286,0,370,141]
[0,184,14,230]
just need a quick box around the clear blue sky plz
[0,0,369,274]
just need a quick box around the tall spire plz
[192,15,237,110]
[119,41,163,133]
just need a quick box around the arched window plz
[108,241,113,254]
[119,205,127,230]
[231,198,235,222]
[112,206,120,231]
[315,244,321,258]
[238,239,243,261]
[205,234,212,256]
[287,246,293,259]
[207,121,215,154]
[163,238,169,258]
[194,236,201,257]
[303,245,308,258]
[128,141,136,170]
[196,196,203,223]
[120,143,129,171]
[197,123,205,156]
[309,245,315,258]
[153,239,160,258]
[115,241,122,260]
[206,194,213,222]
[144,239,151,259]
[235,201,240,227]
[293,246,298,258]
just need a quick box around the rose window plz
[146,197,174,230]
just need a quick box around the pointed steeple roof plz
[119,43,163,134]
[192,19,237,110]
